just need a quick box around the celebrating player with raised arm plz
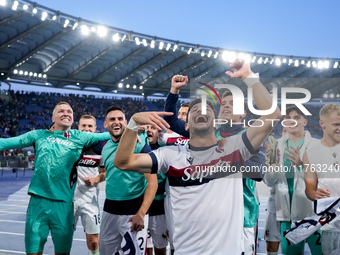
[114,62,281,255]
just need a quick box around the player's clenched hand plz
[128,214,144,232]
[171,75,188,90]
[132,112,173,131]
[84,177,96,187]
[225,60,253,80]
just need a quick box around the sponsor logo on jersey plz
[174,137,189,146]
[46,136,74,146]
[78,156,101,167]
[78,158,97,166]
[182,158,232,182]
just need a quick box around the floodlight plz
[64,19,70,28]
[324,61,329,69]
[159,41,164,50]
[41,12,48,21]
[81,25,90,35]
[275,58,281,66]
[112,33,120,42]
[97,26,107,37]
[12,1,18,10]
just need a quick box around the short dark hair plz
[285,106,307,119]
[222,90,232,99]
[181,102,190,108]
[187,98,216,122]
[221,90,247,112]
[105,106,124,117]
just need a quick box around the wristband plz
[126,118,139,131]
[243,73,259,87]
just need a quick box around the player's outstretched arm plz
[0,131,37,150]
[114,112,172,173]
[226,61,281,150]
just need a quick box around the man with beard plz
[177,102,189,122]
[164,71,265,255]
[98,106,158,255]
[113,62,281,255]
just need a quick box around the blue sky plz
[41,0,340,59]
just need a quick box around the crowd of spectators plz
[0,90,159,136]
[0,90,325,139]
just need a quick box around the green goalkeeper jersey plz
[0,129,110,202]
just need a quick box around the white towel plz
[284,197,340,245]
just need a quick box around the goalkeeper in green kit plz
[0,102,110,255]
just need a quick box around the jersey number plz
[94,214,100,225]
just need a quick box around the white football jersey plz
[149,132,255,255]
[306,140,340,232]
[157,132,189,147]
[74,150,104,203]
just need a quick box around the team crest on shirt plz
[187,157,194,165]
[332,153,337,158]
[64,131,71,139]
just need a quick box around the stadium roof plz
[1,0,340,99]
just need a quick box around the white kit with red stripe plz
[149,132,255,255]
[158,132,189,147]
[74,152,104,202]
